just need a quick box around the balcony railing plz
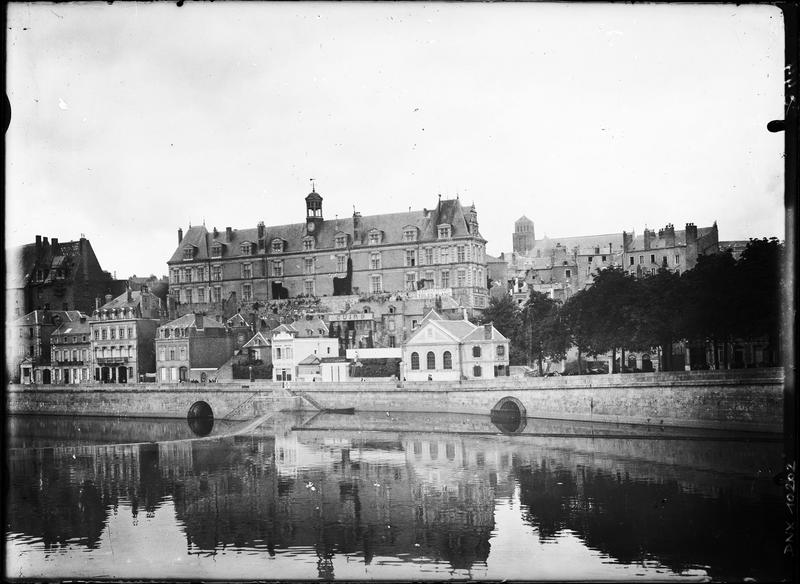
[54,360,85,366]
[96,356,130,364]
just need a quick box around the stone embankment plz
[6,368,784,433]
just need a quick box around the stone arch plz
[187,400,214,436]
[490,396,527,434]
[491,396,527,418]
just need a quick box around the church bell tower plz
[305,182,323,236]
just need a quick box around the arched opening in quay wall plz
[490,396,527,434]
[187,401,214,436]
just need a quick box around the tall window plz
[411,352,419,370]
[242,284,252,301]
[457,246,465,262]
[443,351,452,369]
[211,244,222,257]
[438,225,451,239]
[370,253,381,270]
[197,267,205,281]
[337,255,346,272]
[473,365,482,377]
[425,248,434,265]
[241,243,253,255]
[242,263,252,279]
[440,247,450,263]
[304,280,315,296]
[457,269,466,287]
[183,247,193,260]
[304,258,314,274]
[272,240,284,253]
[639,255,644,265]
[477,268,484,286]
[650,254,656,264]
[405,272,416,291]
[405,250,416,267]
[110,328,116,340]
[197,287,205,303]
[629,256,635,266]
[212,265,222,281]
[675,254,680,265]
[272,261,283,277]
[426,351,436,370]
[213,286,221,302]
[441,270,450,288]
[472,346,481,358]
[370,275,382,293]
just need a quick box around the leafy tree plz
[480,294,526,365]
[631,268,685,370]
[521,290,568,375]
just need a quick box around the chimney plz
[643,229,653,250]
[80,315,86,324]
[178,228,183,244]
[51,238,59,253]
[484,323,492,340]
[257,221,265,240]
[35,235,42,249]
[226,227,233,241]
[127,287,132,302]
[213,227,219,239]
[95,297,101,310]
[43,237,49,247]
[352,212,362,240]
[195,313,204,329]
[664,223,676,247]
[685,222,698,243]
[105,294,113,303]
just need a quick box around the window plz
[477,268,484,286]
[184,268,192,283]
[440,247,450,263]
[242,263,252,279]
[602,255,607,262]
[94,330,100,340]
[588,256,593,263]
[183,247,194,260]
[72,349,77,361]
[370,275,382,293]
[55,350,61,362]
[441,270,450,288]
[213,286,221,302]
[403,229,416,242]
[405,272,417,291]
[241,242,253,255]
[197,267,205,281]
[457,269,466,287]
[169,348,176,360]
[472,346,482,358]
[565,269,572,278]
[405,250,416,267]
[302,238,314,251]
[272,261,283,277]
[651,268,657,275]
[650,254,656,264]
[457,246,465,262]
[197,287,205,303]
[426,351,436,370]
[212,265,222,281]
[438,225,451,239]
[473,365,482,377]
[443,351,452,369]
[335,234,347,248]
[675,254,680,265]
[159,348,165,360]
[211,243,222,257]
[272,240,284,253]
[242,284,252,301]
[497,345,505,357]
[368,231,381,245]
[119,328,125,339]
[336,255,346,272]
[304,258,314,274]
[662,256,668,267]
[304,280,315,296]
[180,347,186,360]
[110,328,116,340]
[639,255,644,265]
[425,248,434,265]
[411,352,420,370]
[171,269,179,283]
[629,256,634,266]
[370,252,381,270]
[388,335,396,348]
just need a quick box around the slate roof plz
[242,332,271,348]
[626,227,715,252]
[408,312,505,345]
[161,313,226,330]
[298,354,321,366]
[463,325,508,343]
[167,197,482,264]
[52,315,92,336]
[534,233,624,253]
[14,310,83,327]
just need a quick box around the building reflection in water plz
[5,415,785,581]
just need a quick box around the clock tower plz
[305,184,323,235]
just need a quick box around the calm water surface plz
[4,412,787,581]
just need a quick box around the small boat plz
[323,407,355,414]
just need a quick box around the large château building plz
[167,189,490,314]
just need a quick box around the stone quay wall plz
[6,368,784,432]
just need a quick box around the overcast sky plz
[6,2,785,278]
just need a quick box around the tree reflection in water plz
[4,414,785,581]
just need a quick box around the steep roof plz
[626,226,715,252]
[14,310,83,327]
[52,315,92,336]
[298,354,321,366]
[161,313,226,329]
[463,324,508,342]
[242,331,271,348]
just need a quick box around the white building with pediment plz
[401,311,509,381]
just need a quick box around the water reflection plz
[5,414,785,581]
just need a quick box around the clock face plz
[307,221,315,233]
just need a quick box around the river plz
[4,412,788,581]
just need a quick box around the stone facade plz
[166,190,489,318]
[155,313,234,382]
[7,309,85,384]
[622,222,719,277]
[270,320,339,381]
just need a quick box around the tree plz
[480,294,526,364]
[631,268,685,371]
[521,290,568,375]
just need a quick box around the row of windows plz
[628,253,681,266]
[53,334,88,344]
[93,327,136,340]
[96,307,136,320]
[158,346,187,361]
[172,264,253,284]
[410,345,504,370]
[53,349,88,362]
[95,346,135,358]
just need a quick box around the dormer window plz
[240,242,253,256]
[403,227,417,242]
[302,237,315,251]
[437,225,452,239]
[271,239,284,253]
[335,234,348,248]
[182,246,194,260]
[368,230,382,245]
[211,243,222,258]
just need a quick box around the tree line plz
[480,238,783,374]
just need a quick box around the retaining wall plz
[6,368,784,432]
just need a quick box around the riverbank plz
[6,368,784,433]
